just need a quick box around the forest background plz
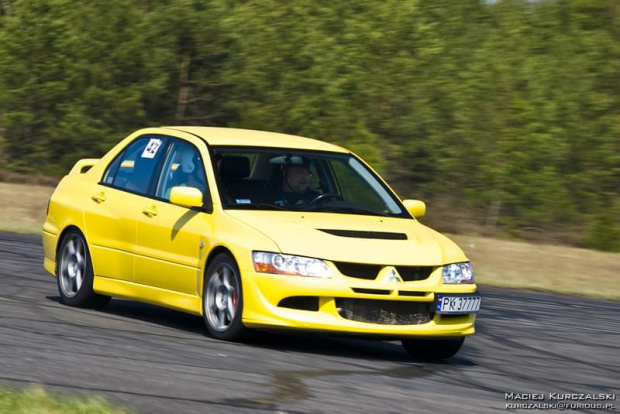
[0,0,618,251]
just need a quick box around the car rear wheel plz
[401,337,465,361]
[203,253,248,341]
[57,229,110,308]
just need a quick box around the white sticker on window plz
[236,199,251,204]
[141,139,162,159]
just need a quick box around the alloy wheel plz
[205,263,240,332]
[59,234,87,298]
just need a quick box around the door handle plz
[142,206,158,217]
[91,193,107,203]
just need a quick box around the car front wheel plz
[57,229,110,308]
[203,253,248,341]
[401,337,465,361]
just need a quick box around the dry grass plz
[451,234,620,300]
[0,183,54,233]
[1,182,618,300]
[0,169,60,187]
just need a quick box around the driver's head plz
[282,164,312,193]
[180,147,196,174]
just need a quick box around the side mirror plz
[170,186,203,208]
[402,199,426,219]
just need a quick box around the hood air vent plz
[318,229,407,240]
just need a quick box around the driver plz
[274,158,320,207]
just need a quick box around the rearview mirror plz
[402,199,426,219]
[170,186,203,208]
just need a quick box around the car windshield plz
[212,147,407,218]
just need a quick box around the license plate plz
[436,295,481,314]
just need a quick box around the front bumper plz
[240,267,478,338]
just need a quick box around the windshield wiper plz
[308,205,388,216]
[225,203,286,210]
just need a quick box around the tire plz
[401,337,465,361]
[202,253,248,341]
[57,229,110,309]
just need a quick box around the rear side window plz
[156,140,208,201]
[102,136,168,195]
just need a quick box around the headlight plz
[252,252,331,278]
[442,262,474,284]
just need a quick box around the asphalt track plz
[0,232,618,414]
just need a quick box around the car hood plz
[224,210,468,265]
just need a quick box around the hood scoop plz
[317,229,408,240]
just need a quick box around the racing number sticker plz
[141,138,162,159]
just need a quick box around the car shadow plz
[46,296,476,366]
[244,330,477,366]
[103,298,207,335]
[46,295,205,335]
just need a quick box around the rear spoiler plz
[69,158,100,175]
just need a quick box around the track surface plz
[0,232,618,413]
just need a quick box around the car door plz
[84,135,169,281]
[133,138,214,295]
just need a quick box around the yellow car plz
[42,127,480,360]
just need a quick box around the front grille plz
[395,266,434,281]
[351,288,391,295]
[336,298,433,325]
[334,262,434,281]
[398,291,427,297]
[334,262,381,280]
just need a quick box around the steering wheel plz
[309,193,344,206]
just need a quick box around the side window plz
[308,161,323,192]
[102,153,123,185]
[156,140,208,201]
[329,159,388,212]
[103,136,167,195]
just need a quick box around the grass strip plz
[0,386,127,414]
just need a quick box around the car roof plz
[161,126,349,153]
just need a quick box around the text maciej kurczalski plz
[505,393,616,401]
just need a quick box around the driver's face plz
[283,166,312,193]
